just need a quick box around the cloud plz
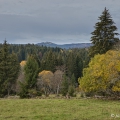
[0,0,120,44]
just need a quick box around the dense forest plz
[0,41,90,98]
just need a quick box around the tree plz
[6,53,20,95]
[61,75,69,96]
[66,51,75,78]
[74,56,83,83]
[89,7,119,57]
[16,61,26,94]
[52,70,64,95]
[37,70,54,96]
[20,60,26,66]
[71,73,76,86]
[19,55,39,98]
[41,51,56,72]
[79,50,120,97]
[0,40,20,97]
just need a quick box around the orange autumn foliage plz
[20,61,26,67]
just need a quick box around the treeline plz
[0,40,90,98]
[0,43,61,62]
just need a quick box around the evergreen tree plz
[66,51,75,78]
[89,7,119,57]
[19,55,39,98]
[0,49,4,97]
[0,40,10,96]
[61,75,69,96]
[5,53,20,95]
[0,40,20,97]
[74,56,83,83]
[71,73,76,86]
[43,51,56,72]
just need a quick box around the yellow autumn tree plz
[37,70,54,96]
[16,61,26,93]
[20,60,26,67]
[79,50,120,97]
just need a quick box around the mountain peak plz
[42,42,54,44]
[36,42,92,49]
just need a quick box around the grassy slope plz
[0,98,120,120]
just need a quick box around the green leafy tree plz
[19,55,39,98]
[89,7,119,57]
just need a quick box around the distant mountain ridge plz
[36,42,92,49]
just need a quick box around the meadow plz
[0,98,120,120]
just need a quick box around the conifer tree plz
[43,51,56,72]
[19,55,39,98]
[5,53,20,95]
[0,40,10,96]
[0,40,20,97]
[0,49,4,96]
[89,7,119,57]
[71,73,76,86]
[61,75,69,96]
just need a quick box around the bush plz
[85,92,94,97]
[68,85,76,97]
[36,91,42,96]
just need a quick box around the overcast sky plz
[0,0,120,44]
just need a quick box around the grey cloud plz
[0,0,120,44]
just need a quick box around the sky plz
[0,0,120,44]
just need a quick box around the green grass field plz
[0,98,120,120]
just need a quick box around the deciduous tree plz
[37,70,54,96]
[52,70,64,95]
[79,50,120,97]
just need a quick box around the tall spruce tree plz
[0,49,4,97]
[89,7,119,57]
[0,40,20,97]
[7,53,20,95]
[42,50,56,72]
[61,75,69,96]
[19,55,39,98]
